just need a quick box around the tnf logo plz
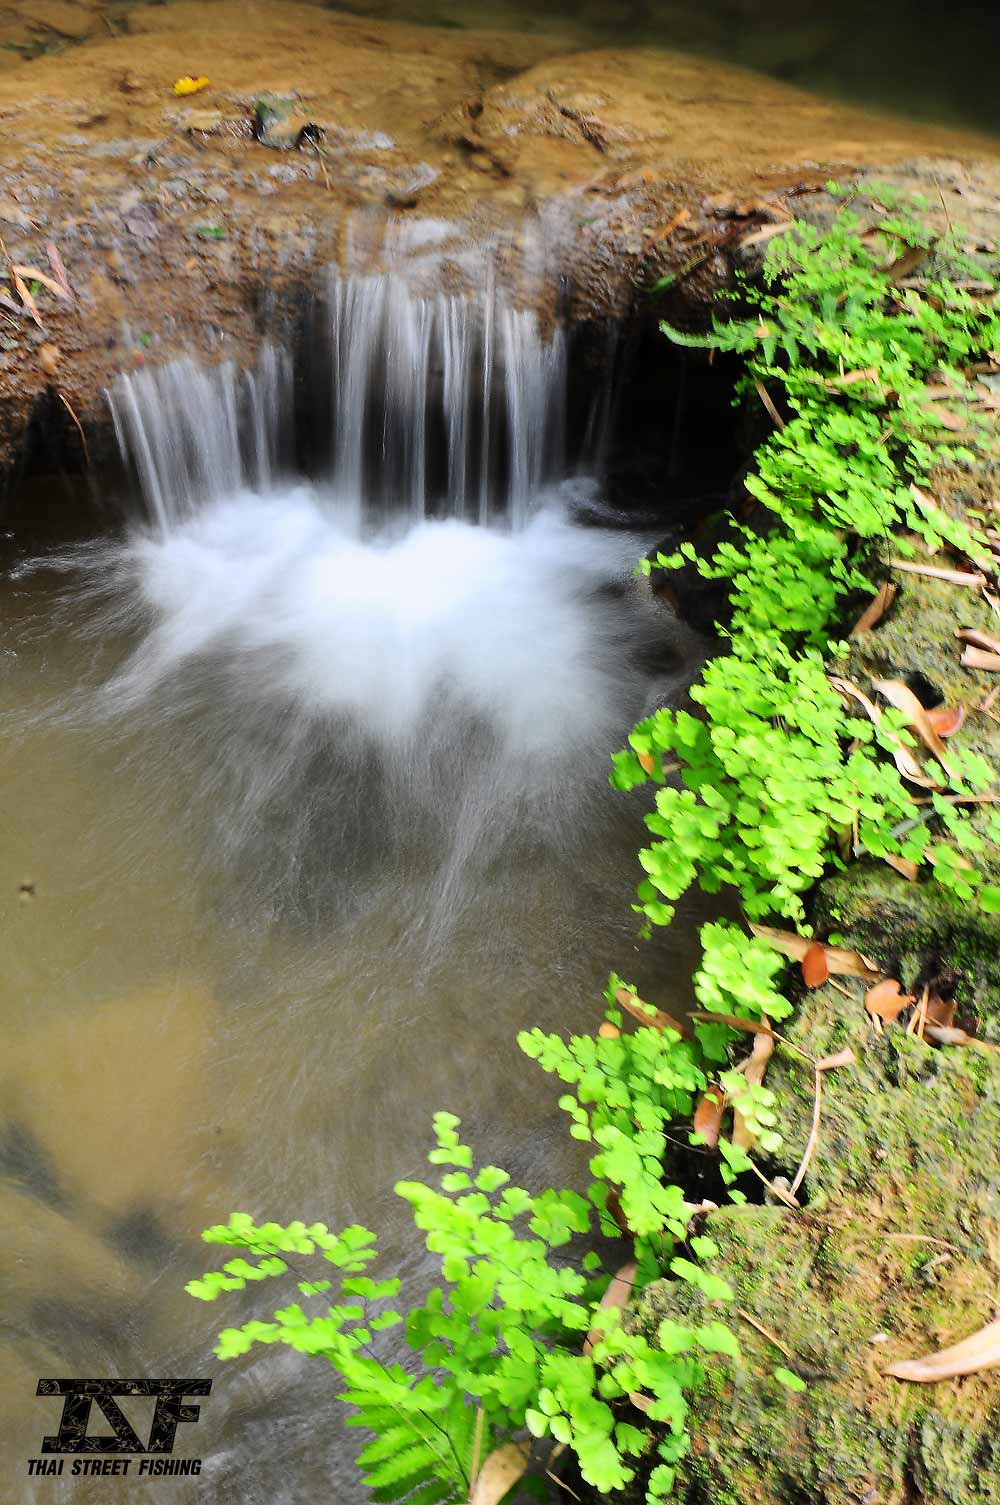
[36,1379,212,1454]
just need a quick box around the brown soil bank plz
[1,0,1000,467]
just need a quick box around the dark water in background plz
[323,0,999,136]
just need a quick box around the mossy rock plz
[625,962,1000,1505]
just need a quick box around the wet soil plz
[2,0,1000,469]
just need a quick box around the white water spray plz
[95,263,665,882]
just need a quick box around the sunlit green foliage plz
[189,1104,735,1503]
[616,186,1000,1048]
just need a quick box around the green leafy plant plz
[616,186,1000,1056]
[190,1096,738,1503]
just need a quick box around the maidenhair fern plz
[616,185,1000,1047]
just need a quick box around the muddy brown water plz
[0,454,723,1503]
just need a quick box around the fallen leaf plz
[925,704,966,737]
[801,942,830,988]
[830,676,941,788]
[637,751,656,774]
[830,366,881,387]
[924,405,967,431]
[469,1442,531,1505]
[961,645,1000,671]
[615,987,685,1035]
[885,1318,1000,1382]
[648,207,690,241]
[923,1023,999,1053]
[815,1047,857,1071]
[871,678,960,778]
[890,560,987,587]
[882,854,918,881]
[925,994,956,1028]
[957,627,1000,654]
[11,269,42,328]
[38,343,60,376]
[864,978,915,1021]
[731,1031,774,1151]
[689,1011,776,1037]
[12,265,69,302]
[887,245,930,282]
[738,222,792,251]
[692,1085,725,1148]
[850,580,897,636]
[749,923,881,981]
[597,1021,621,1039]
[174,75,211,97]
[45,242,72,299]
[584,1261,637,1356]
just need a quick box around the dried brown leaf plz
[11,264,70,302]
[962,645,1000,671]
[584,1261,637,1356]
[830,675,942,788]
[801,941,830,988]
[749,923,881,981]
[692,1085,725,1149]
[615,987,685,1035]
[871,677,960,777]
[731,1031,774,1150]
[597,1021,621,1039]
[925,994,956,1028]
[11,269,42,328]
[890,559,987,587]
[925,704,966,737]
[864,978,915,1021]
[815,1047,857,1072]
[957,627,1000,654]
[469,1442,531,1505]
[850,580,897,636]
[885,1319,1000,1382]
[689,1011,776,1037]
[45,242,72,299]
[882,854,918,881]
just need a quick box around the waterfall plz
[89,250,652,821]
[109,272,568,532]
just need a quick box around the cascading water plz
[2,255,714,1505]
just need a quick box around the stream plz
[1,263,719,1502]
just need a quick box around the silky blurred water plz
[1,281,719,1501]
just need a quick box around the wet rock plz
[122,201,158,238]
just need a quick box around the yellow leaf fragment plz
[174,75,210,97]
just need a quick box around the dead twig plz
[753,377,785,431]
[788,1068,822,1198]
[468,1408,485,1498]
[59,392,90,466]
[735,1307,794,1359]
[889,559,987,587]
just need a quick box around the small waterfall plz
[110,271,568,533]
[327,268,568,528]
[108,347,293,533]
